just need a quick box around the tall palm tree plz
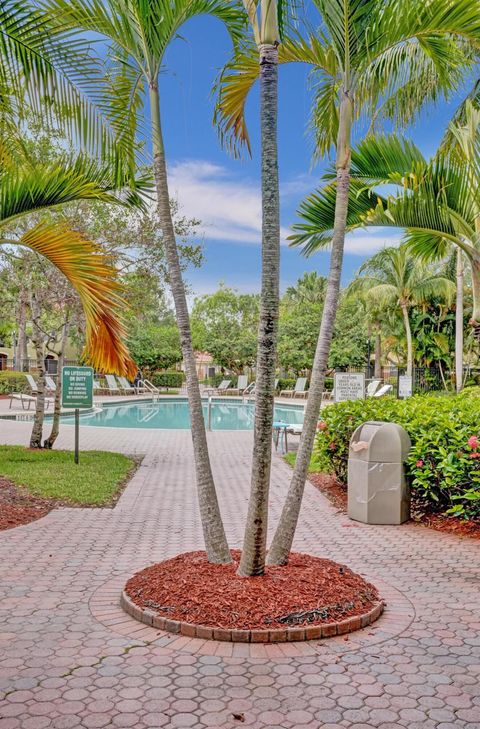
[291,110,480,377]
[217,0,480,566]
[285,271,327,305]
[42,0,246,564]
[349,246,455,376]
[236,0,281,577]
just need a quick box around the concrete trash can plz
[348,421,411,525]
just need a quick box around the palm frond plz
[5,222,136,377]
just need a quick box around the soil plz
[308,471,480,539]
[0,477,53,530]
[125,549,380,631]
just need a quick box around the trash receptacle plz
[348,421,411,525]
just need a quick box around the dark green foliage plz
[149,371,184,389]
[315,392,480,519]
[0,371,31,394]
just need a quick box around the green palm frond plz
[0,154,151,226]
[288,180,384,255]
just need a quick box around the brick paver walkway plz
[0,418,479,729]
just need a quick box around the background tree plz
[191,286,259,374]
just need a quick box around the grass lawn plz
[284,451,327,473]
[0,446,136,506]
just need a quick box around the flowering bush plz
[314,392,480,520]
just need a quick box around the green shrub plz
[0,371,31,395]
[150,371,184,389]
[277,378,296,392]
[315,392,480,520]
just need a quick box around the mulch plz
[308,471,480,539]
[125,549,380,631]
[0,477,53,531]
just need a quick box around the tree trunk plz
[238,42,279,578]
[455,249,464,393]
[401,303,413,377]
[149,82,231,564]
[267,90,353,566]
[374,326,382,379]
[44,321,68,449]
[468,254,480,345]
[29,295,46,449]
[17,293,29,371]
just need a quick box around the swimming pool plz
[60,398,305,431]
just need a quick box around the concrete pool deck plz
[0,414,479,728]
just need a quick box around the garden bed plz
[0,476,52,530]
[123,549,383,642]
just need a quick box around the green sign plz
[61,366,93,409]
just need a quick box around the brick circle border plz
[120,589,384,642]
[90,573,414,658]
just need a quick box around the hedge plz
[315,391,480,520]
[0,371,31,395]
[149,371,184,389]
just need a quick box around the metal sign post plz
[61,366,94,464]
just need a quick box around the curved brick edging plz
[120,589,384,643]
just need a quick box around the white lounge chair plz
[228,375,248,395]
[9,393,52,410]
[105,374,121,394]
[25,374,39,394]
[280,377,308,398]
[216,379,232,396]
[45,376,57,393]
[373,383,393,397]
[118,376,136,394]
[366,379,382,397]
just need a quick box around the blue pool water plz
[60,398,305,431]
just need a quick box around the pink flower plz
[416,459,424,468]
[328,441,337,451]
[317,421,327,431]
[468,435,479,449]
[470,452,480,459]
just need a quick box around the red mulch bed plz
[0,477,52,530]
[125,550,380,631]
[308,472,479,539]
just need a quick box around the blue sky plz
[157,15,466,297]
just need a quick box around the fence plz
[338,365,445,395]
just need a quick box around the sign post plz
[334,372,365,402]
[61,366,94,464]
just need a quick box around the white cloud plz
[344,228,403,255]
[168,159,291,245]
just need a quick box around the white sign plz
[334,373,365,402]
[398,375,413,398]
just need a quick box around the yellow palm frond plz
[16,222,137,378]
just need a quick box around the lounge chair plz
[25,374,39,394]
[118,376,136,394]
[45,376,57,393]
[227,375,248,395]
[105,374,121,394]
[373,384,393,397]
[280,377,308,398]
[9,393,52,410]
[93,379,106,394]
[202,379,232,397]
[366,379,382,397]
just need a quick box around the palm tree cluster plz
[2,0,480,576]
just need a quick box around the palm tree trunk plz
[401,303,413,377]
[267,90,353,566]
[238,42,279,577]
[455,249,464,393]
[44,320,68,449]
[469,255,480,344]
[149,82,231,565]
[29,294,46,449]
[374,326,382,379]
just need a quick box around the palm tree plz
[285,272,327,305]
[217,0,480,566]
[43,0,246,565]
[291,109,480,383]
[349,246,455,376]
[237,0,282,577]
